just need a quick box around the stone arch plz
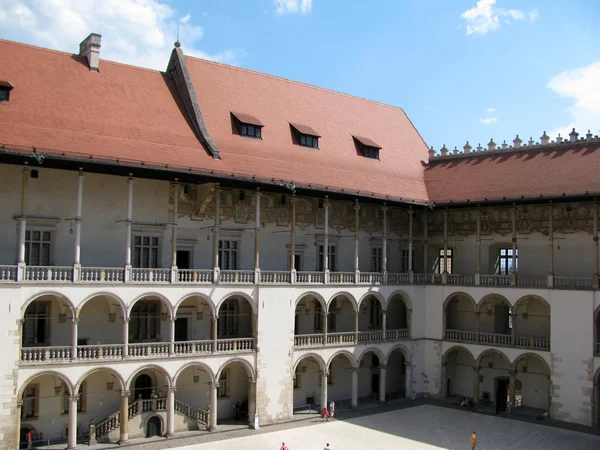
[142,413,165,437]
[385,344,411,364]
[74,367,125,393]
[21,291,75,319]
[386,290,412,311]
[443,291,476,310]
[128,292,174,319]
[18,371,74,399]
[294,291,327,310]
[476,348,512,369]
[76,292,127,320]
[594,367,600,426]
[358,292,385,310]
[216,292,256,316]
[174,293,216,318]
[293,353,327,373]
[358,347,386,366]
[442,346,476,399]
[514,294,551,315]
[512,353,551,374]
[173,362,216,386]
[126,365,172,391]
[216,358,256,381]
[326,350,358,370]
[443,292,477,335]
[327,292,358,312]
[442,345,476,365]
[477,293,511,312]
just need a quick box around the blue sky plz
[1,0,599,151]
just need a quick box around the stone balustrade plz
[329,272,356,284]
[173,339,213,355]
[77,344,123,360]
[21,346,72,363]
[294,328,409,349]
[80,267,125,282]
[445,329,550,351]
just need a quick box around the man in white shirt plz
[328,400,335,419]
[324,443,331,450]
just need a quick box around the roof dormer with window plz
[290,123,320,149]
[0,81,14,103]
[231,112,263,138]
[353,136,381,160]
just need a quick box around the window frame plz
[23,301,51,346]
[361,145,380,160]
[400,248,415,273]
[317,244,337,272]
[24,229,53,266]
[0,83,13,103]
[371,246,383,273]
[217,370,230,398]
[218,298,239,338]
[132,234,160,269]
[130,300,161,342]
[22,384,39,419]
[218,239,239,270]
[240,123,262,139]
[438,248,453,274]
[498,248,518,275]
[299,133,319,148]
[369,297,382,329]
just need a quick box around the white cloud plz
[479,117,498,125]
[486,107,496,113]
[274,0,312,15]
[460,0,538,36]
[547,62,600,139]
[0,0,242,70]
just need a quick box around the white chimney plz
[79,33,102,71]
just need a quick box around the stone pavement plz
[130,405,600,450]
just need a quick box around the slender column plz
[254,190,261,279]
[408,209,414,282]
[119,390,129,443]
[72,318,79,360]
[379,364,387,402]
[474,312,480,342]
[209,382,218,431]
[594,203,600,289]
[171,182,180,276]
[382,206,388,277]
[323,312,328,346]
[16,401,23,448]
[548,204,554,287]
[405,360,413,399]
[382,310,387,336]
[169,317,176,356]
[511,206,517,286]
[423,211,428,275]
[73,171,84,281]
[212,185,221,282]
[354,311,359,344]
[440,363,448,397]
[17,167,29,281]
[473,367,480,404]
[475,207,481,285]
[351,368,358,408]
[354,200,360,281]
[511,310,516,345]
[247,379,257,428]
[323,198,329,281]
[124,176,134,281]
[290,195,296,282]
[509,371,516,411]
[211,316,218,353]
[122,318,129,358]
[166,386,175,437]
[442,210,448,283]
[546,374,553,414]
[67,394,79,449]
[320,371,328,410]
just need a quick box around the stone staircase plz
[95,398,209,440]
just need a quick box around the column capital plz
[254,189,261,197]
[120,390,130,398]
[350,367,359,373]
[210,381,220,390]
[68,394,80,402]
[382,205,388,212]
[77,170,85,180]
[72,317,80,325]
[408,208,414,216]
[290,194,297,204]
[473,366,481,374]
[378,364,387,370]
[166,386,177,394]
[127,175,134,184]
[17,400,24,408]
[353,200,360,211]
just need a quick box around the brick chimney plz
[79,33,102,71]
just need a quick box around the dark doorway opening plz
[134,374,153,400]
[495,378,509,413]
[146,416,162,437]
[176,250,191,269]
[372,374,380,397]
[175,317,188,341]
[446,378,451,397]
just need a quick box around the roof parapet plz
[79,33,101,71]
[428,128,600,162]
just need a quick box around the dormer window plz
[0,81,14,103]
[353,136,381,160]
[231,112,263,139]
[290,123,320,149]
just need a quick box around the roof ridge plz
[0,38,164,74]
[184,53,407,114]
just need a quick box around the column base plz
[408,271,414,284]
[73,263,82,283]
[17,262,26,281]
[118,437,128,445]
[547,273,554,288]
[474,272,480,286]
[166,432,175,438]
[291,268,296,284]
[354,270,360,284]
[171,266,178,283]
[593,273,600,290]
[124,264,132,282]
[213,267,220,284]
[208,426,217,432]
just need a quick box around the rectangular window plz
[25,230,51,266]
[371,247,382,272]
[23,302,49,346]
[369,298,382,328]
[314,304,323,332]
[241,123,261,138]
[218,300,238,337]
[218,371,229,398]
[130,301,159,341]
[400,249,415,273]
[438,248,453,274]
[317,245,337,271]
[299,134,318,148]
[133,236,159,268]
[499,248,518,275]
[218,240,238,270]
[362,146,380,159]
[23,386,37,418]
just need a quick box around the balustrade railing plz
[131,268,171,283]
[294,334,324,347]
[141,398,166,412]
[296,271,325,284]
[480,274,511,286]
[25,266,73,282]
[80,267,125,283]
[0,265,16,281]
[387,273,409,284]
[127,342,170,357]
[358,330,384,343]
[445,329,550,351]
[326,332,356,345]
[21,346,72,362]
[216,338,254,352]
[477,332,512,346]
[358,272,383,284]
[174,399,209,426]
[554,276,593,290]
[178,269,212,283]
[77,344,123,360]
[385,328,410,340]
[517,275,547,288]
[445,329,477,343]
[329,272,356,284]
[173,340,213,355]
[260,271,291,284]
[515,335,550,351]
[220,270,254,284]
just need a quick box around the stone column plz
[546,374,552,414]
[290,195,296,282]
[124,176,134,282]
[474,311,480,342]
[323,198,329,282]
[509,371,516,411]
[209,382,218,431]
[320,371,328,410]
[169,316,176,356]
[382,205,388,282]
[171,181,179,281]
[119,390,129,443]
[16,166,29,281]
[354,311,359,344]
[593,203,599,289]
[511,311,516,346]
[67,394,79,449]
[473,367,480,404]
[511,206,517,286]
[548,204,554,287]
[408,209,414,283]
[247,379,257,428]
[122,318,129,358]
[212,185,221,283]
[354,200,360,282]
[166,386,176,437]
[254,190,261,282]
[423,211,428,276]
[73,171,84,281]
[475,207,481,285]
[211,316,218,353]
[350,368,359,408]
[379,364,387,402]
[382,310,387,338]
[405,360,412,399]
[72,318,79,360]
[440,363,447,397]
[323,312,328,346]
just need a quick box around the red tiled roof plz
[290,122,320,137]
[231,112,264,127]
[353,136,381,149]
[425,144,600,203]
[0,39,431,203]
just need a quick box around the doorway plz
[176,250,191,269]
[146,416,162,437]
[446,378,451,397]
[495,378,509,413]
[372,374,380,397]
[134,374,153,400]
[175,317,188,341]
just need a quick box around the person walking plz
[321,407,329,422]
[26,428,34,450]
[328,400,335,420]
[324,443,331,450]
[471,431,477,450]
[280,442,288,450]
